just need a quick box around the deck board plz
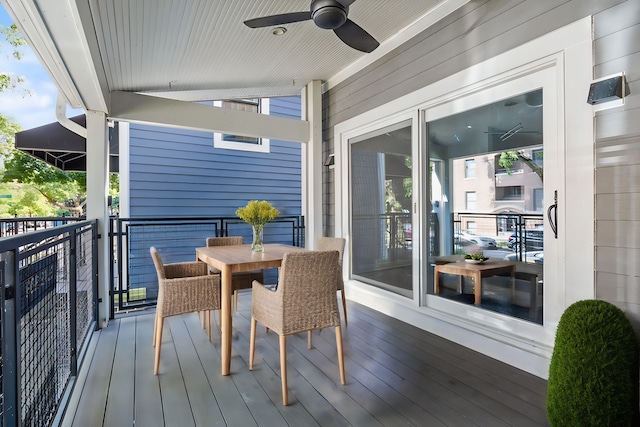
[133,313,165,427]
[71,320,118,427]
[104,317,136,427]
[67,295,548,426]
[182,313,261,427]
[350,306,546,426]
[156,319,195,427]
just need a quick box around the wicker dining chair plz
[206,236,264,310]
[249,250,346,406]
[317,236,347,326]
[150,247,221,375]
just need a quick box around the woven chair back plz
[206,236,244,247]
[150,247,166,280]
[317,237,345,290]
[277,250,341,335]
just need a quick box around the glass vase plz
[251,225,264,252]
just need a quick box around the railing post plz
[116,218,123,315]
[93,222,100,331]
[1,251,20,426]
[109,217,115,320]
[69,228,78,376]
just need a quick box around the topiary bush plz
[547,300,639,426]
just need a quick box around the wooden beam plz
[109,91,309,143]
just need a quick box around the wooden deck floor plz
[63,294,549,426]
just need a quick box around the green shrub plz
[547,300,639,426]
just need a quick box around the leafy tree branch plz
[498,150,543,182]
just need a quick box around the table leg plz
[434,266,441,294]
[473,272,482,305]
[221,266,233,375]
[511,268,516,304]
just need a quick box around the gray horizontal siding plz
[322,0,624,237]
[592,0,640,332]
[322,0,640,333]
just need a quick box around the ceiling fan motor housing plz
[311,0,348,29]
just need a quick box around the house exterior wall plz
[593,0,640,332]
[124,96,302,289]
[128,96,302,219]
[323,0,640,367]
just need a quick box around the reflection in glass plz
[350,121,413,297]
[427,89,544,324]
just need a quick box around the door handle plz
[547,190,558,239]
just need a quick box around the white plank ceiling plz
[4,0,469,110]
[90,0,443,100]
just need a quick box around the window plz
[532,149,543,167]
[496,186,523,200]
[465,192,477,210]
[494,153,523,174]
[465,159,476,178]
[533,188,544,211]
[213,99,270,152]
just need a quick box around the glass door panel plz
[427,89,544,323]
[350,120,413,297]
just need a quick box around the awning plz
[15,115,119,172]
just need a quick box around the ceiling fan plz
[244,0,380,53]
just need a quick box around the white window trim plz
[213,99,270,153]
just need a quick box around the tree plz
[0,23,120,217]
[8,187,51,217]
[498,150,543,182]
[0,23,27,93]
[2,150,87,215]
[1,23,25,156]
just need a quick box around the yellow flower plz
[236,200,279,227]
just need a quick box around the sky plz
[0,5,81,131]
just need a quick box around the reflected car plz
[508,229,543,251]
[456,231,497,248]
[504,251,544,264]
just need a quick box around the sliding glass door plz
[426,87,550,324]
[350,120,413,297]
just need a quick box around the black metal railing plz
[0,216,86,238]
[109,215,305,315]
[0,213,304,425]
[452,212,544,261]
[0,220,98,426]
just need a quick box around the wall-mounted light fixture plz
[324,153,335,168]
[587,74,630,105]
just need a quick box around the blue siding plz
[129,96,302,218]
[126,97,302,289]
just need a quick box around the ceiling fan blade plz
[333,19,379,53]
[244,12,311,28]
[335,0,356,7]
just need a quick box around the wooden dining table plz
[195,243,307,375]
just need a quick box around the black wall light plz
[587,74,630,105]
[324,153,335,167]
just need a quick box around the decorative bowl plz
[465,258,487,264]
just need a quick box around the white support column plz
[301,80,322,249]
[118,122,130,217]
[85,110,110,328]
